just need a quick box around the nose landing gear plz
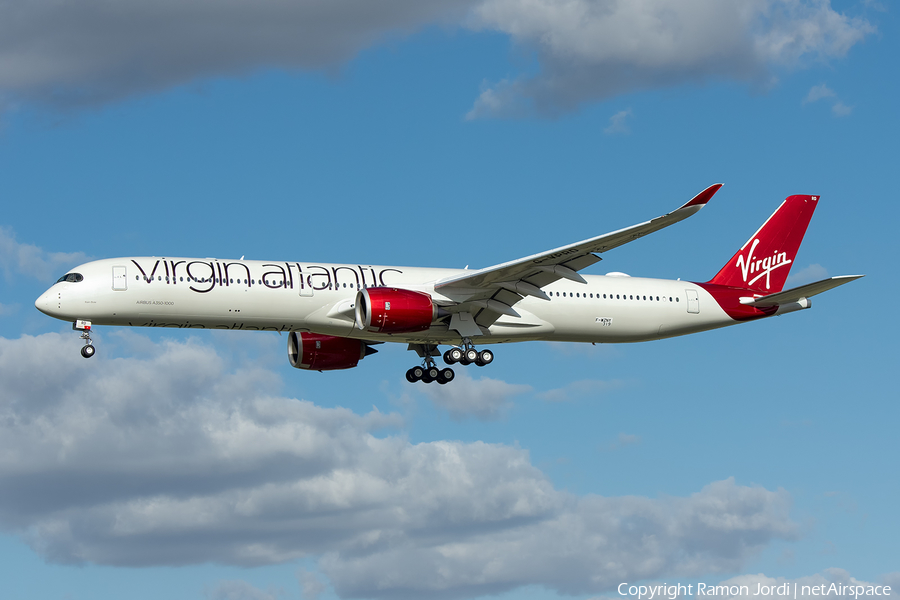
[73,320,95,359]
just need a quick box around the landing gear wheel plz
[410,366,425,381]
[475,349,493,366]
[439,368,455,384]
[406,368,420,383]
[425,366,440,381]
[463,348,478,364]
[80,344,95,359]
[444,348,462,365]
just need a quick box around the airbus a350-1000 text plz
[35,185,862,384]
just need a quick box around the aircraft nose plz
[35,289,57,316]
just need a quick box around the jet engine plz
[355,287,438,334]
[287,332,378,371]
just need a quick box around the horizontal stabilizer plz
[740,275,864,307]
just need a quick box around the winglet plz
[682,183,724,208]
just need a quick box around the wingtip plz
[683,183,724,208]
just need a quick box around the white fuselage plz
[35,257,739,345]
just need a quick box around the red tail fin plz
[707,195,819,293]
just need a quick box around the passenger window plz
[676,297,680,302]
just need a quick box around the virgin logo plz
[736,239,792,289]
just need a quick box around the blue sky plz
[0,1,897,599]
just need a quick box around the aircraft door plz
[686,289,699,314]
[298,275,314,297]
[112,266,128,291]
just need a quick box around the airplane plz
[35,185,862,384]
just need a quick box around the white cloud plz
[206,580,282,600]
[604,108,633,135]
[802,84,853,117]
[832,101,853,116]
[0,226,88,281]
[0,332,799,599]
[786,263,829,286]
[420,370,531,420]
[0,0,875,118]
[804,83,836,103]
[297,568,327,600]
[467,0,874,117]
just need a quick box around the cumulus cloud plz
[466,0,875,117]
[297,568,328,600]
[0,333,799,599]
[0,226,88,281]
[0,0,875,117]
[0,0,475,109]
[420,371,531,420]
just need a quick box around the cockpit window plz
[56,273,84,283]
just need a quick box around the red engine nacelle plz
[354,287,436,334]
[287,332,377,371]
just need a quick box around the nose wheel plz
[73,320,96,359]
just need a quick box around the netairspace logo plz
[617,582,893,600]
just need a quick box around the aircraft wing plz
[435,183,723,329]
[740,275,864,308]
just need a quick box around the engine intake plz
[355,287,437,334]
[287,332,377,371]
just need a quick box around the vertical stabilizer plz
[707,195,819,293]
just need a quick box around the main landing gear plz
[405,339,492,384]
[73,320,95,359]
[406,344,455,384]
[442,338,493,367]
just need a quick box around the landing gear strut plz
[406,346,455,385]
[74,320,95,359]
